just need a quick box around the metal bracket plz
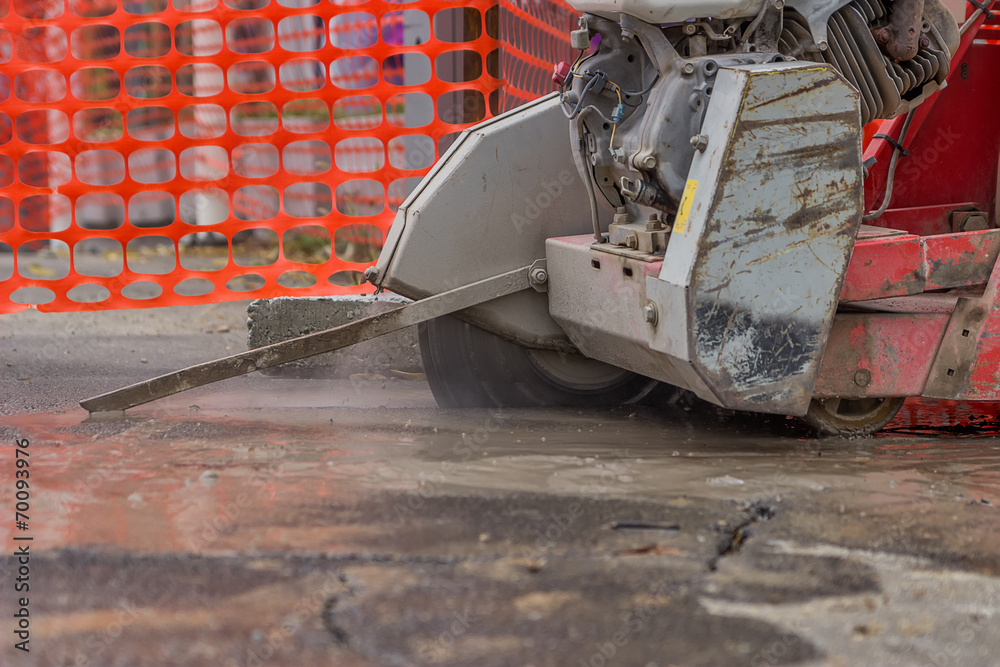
[967,0,995,19]
[873,133,910,156]
[81,265,537,413]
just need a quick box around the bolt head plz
[641,155,657,169]
[853,369,872,388]
[530,268,548,284]
[682,62,696,75]
[643,303,658,325]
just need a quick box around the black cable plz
[560,70,604,120]
[863,111,915,222]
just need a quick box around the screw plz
[641,155,657,169]
[643,302,658,326]
[681,62,696,75]
[854,369,872,387]
[530,267,548,285]
[690,135,709,152]
[625,234,638,249]
[363,266,380,283]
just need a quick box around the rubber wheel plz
[418,316,658,408]
[803,397,906,436]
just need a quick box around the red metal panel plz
[924,229,1000,290]
[874,202,978,237]
[923,250,1000,400]
[841,234,923,302]
[814,312,950,398]
[841,229,1000,302]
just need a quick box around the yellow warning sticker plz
[673,179,699,235]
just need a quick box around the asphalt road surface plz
[2,302,1000,666]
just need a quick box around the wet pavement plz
[2,305,1000,666]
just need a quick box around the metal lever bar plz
[81,265,534,413]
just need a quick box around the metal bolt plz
[646,212,663,231]
[681,62,696,75]
[854,369,872,388]
[363,266,380,283]
[625,234,638,249]
[643,302,658,326]
[530,267,548,285]
[690,134,709,152]
[613,207,630,224]
[641,155,657,169]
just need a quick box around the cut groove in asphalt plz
[708,500,778,571]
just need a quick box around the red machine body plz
[816,5,1000,404]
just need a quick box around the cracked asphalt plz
[2,302,1000,666]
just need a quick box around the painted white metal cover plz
[566,0,765,24]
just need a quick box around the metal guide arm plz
[81,265,534,413]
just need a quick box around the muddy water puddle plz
[3,395,1000,558]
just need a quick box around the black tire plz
[803,397,906,436]
[418,316,658,408]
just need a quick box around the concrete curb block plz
[246,295,424,378]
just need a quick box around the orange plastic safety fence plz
[497,0,573,112]
[0,0,509,312]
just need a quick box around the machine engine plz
[561,0,960,250]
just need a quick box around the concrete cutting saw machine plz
[85,0,1000,437]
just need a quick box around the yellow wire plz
[608,81,623,152]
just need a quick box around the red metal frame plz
[816,4,1000,401]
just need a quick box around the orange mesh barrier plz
[497,0,573,112]
[0,0,515,311]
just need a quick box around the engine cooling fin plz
[781,0,957,125]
